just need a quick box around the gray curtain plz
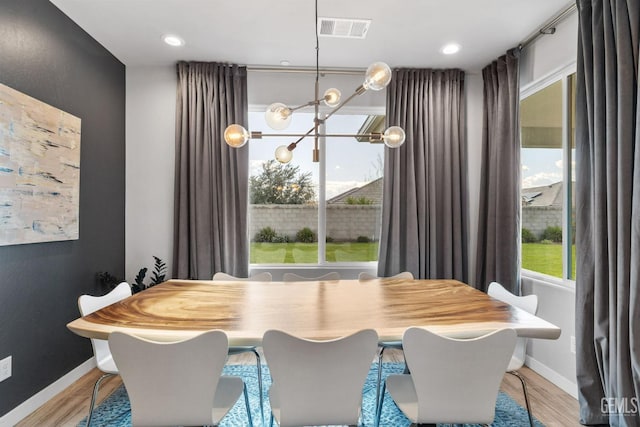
[173,62,249,279]
[475,49,521,294]
[378,69,467,281]
[575,1,640,425]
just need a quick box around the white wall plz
[522,275,577,396]
[248,70,386,111]
[521,12,579,87]
[125,66,176,280]
[518,10,579,398]
[465,72,484,287]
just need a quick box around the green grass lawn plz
[250,242,379,263]
[522,243,576,278]
[252,241,576,278]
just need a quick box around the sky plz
[249,111,573,197]
[248,111,384,200]
[521,148,576,189]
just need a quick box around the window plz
[248,111,384,265]
[520,69,576,280]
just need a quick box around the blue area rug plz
[79,362,544,426]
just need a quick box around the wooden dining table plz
[67,278,561,345]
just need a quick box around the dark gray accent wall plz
[0,0,125,417]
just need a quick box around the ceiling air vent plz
[318,17,371,39]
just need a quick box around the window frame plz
[519,62,577,286]
[247,104,386,269]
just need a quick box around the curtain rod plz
[247,65,365,75]
[519,3,577,50]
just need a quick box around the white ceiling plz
[49,0,572,72]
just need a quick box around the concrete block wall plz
[327,205,382,241]
[522,206,562,238]
[249,204,382,241]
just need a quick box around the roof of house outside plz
[327,177,383,205]
[522,181,563,207]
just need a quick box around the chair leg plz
[86,372,114,427]
[375,345,386,415]
[243,383,254,427]
[375,380,387,427]
[507,370,534,427]
[248,348,264,426]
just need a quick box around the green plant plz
[540,239,554,245]
[346,196,374,205]
[272,234,291,243]
[521,228,537,243]
[97,256,166,294]
[296,227,316,243]
[132,256,167,293]
[356,235,371,243]
[541,226,562,243]
[254,226,278,243]
[96,271,121,290]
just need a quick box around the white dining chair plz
[109,330,253,427]
[357,271,414,281]
[376,327,517,426]
[77,282,132,427]
[282,272,340,282]
[263,329,378,427]
[211,272,270,424]
[358,271,415,411]
[488,281,539,426]
[212,271,273,281]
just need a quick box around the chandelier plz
[223,1,406,163]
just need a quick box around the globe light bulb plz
[275,145,293,164]
[363,62,392,91]
[383,126,406,148]
[224,124,250,147]
[265,103,292,130]
[323,88,341,107]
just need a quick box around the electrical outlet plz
[0,356,11,382]
[570,336,576,354]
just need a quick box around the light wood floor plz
[17,349,580,427]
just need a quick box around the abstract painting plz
[0,83,81,246]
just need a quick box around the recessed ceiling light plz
[441,43,461,55]
[163,34,185,47]
[280,60,290,66]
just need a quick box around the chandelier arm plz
[284,125,318,149]
[288,100,319,112]
[254,132,384,140]
[322,89,364,121]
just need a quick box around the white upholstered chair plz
[77,282,132,427]
[109,330,253,427]
[488,281,539,426]
[212,271,273,281]
[263,329,378,427]
[211,272,270,424]
[358,271,415,410]
[282,271,340,282]
[376,327,517,426]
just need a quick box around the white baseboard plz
[0,358,95,427]
[526,355,578,399]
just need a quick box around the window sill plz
[521,269,576,292]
